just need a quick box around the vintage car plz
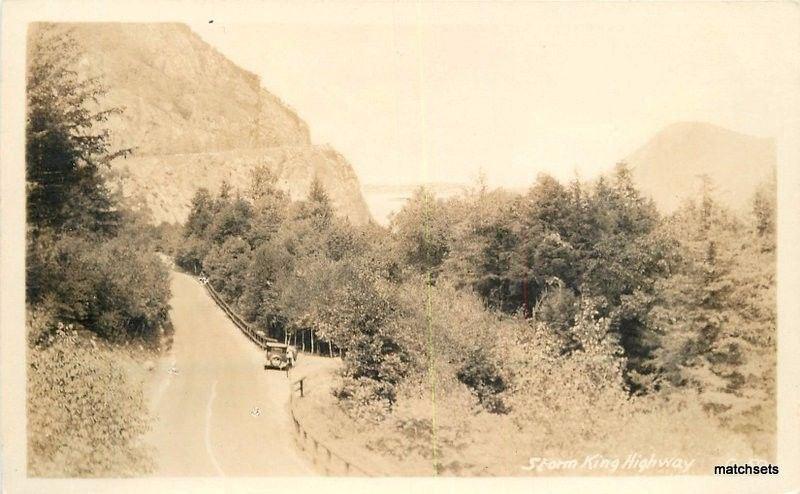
[263,341,298,370]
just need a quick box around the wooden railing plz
[293,377,305,398]
[289,377,376,476]
[203,280,276,349]
[199,276,375,476]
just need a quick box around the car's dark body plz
[263,341,298,370]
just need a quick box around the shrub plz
[174,235,209,274]
[203,236,252,301]
[28,326,152,476]
[332,377,394,424]
[26,233,170,341]
[494,301,631,452]
[456,347,510,414]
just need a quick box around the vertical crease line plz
[415,1,437,474]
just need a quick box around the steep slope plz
[626,122,775,213]
[114,147,372,225]
[68,23,310,155]
[55,22,371,224]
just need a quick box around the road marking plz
[204,380,225,476]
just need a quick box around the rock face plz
[114,147,372,225]
[60,22,371,224]
[626,122,775,213]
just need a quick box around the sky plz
[191,3,798,188]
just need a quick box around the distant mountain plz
[626,122,775,213]
[54,23,372,224]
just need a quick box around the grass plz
[289,359,764,477]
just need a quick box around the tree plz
[26,24,129,237]
[309,176,331,206]
[248,165,281,203]
[204,236,253,301]
[440,187,520,312]
[238,241,287,333]
[391,187,452,275]
[645,185,752,406]
[207,196,253,244]
[751,177,776,243]
[174,235,210,274]
[246,166,289,248]
[184,188,214,239]
[294,176,334,225]
[519,174,574,237]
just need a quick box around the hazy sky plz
[191,3,797,188]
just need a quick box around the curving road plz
[145,271,320,476]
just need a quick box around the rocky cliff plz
[59,22,371,224]
[114,147,372,225]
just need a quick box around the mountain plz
[57,22,371,224]
[626,122,775,213]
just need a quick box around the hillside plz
[114,147,371,225]
[626,122,775,213]
[57,22,371,224]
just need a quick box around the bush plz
[456,347,510,413]
[28,326,152,476]
[26,232,170,341]
[203,236,252,301]
[332,377,394,424]
[174,235,209,274]
[501,302,630,434]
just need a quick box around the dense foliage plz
[178,153,776,469]
[27,320,152,476]
[26,25,126,235]
[26,25,170,476]
[26,25,171,343]
[24,22,776,479]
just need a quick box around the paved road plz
[146,271,320,476]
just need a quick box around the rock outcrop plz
[58,22,371,224]
[114,147,372,225]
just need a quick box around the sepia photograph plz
[2,1,800,492]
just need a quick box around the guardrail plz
[202,280,277,349]
[289,377,376,477]
[199,276,375,476]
